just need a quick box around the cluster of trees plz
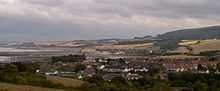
[197,50,220,56]
[0,62,65,88]
[81,76,173,91]
[125,49,152,56]
[154,39,180,52]
[116,40,153,45]
[80,71,220,91]
[51,54,86,63]
[49,55,87,73]
[169,72,220,91]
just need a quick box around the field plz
[0,76,84,91]
[95,43,153,50]
[158,55,202,59]
[0,82,66,91]
[81,43,153,53]
[47,76,84,88]
[178,40,200,46]
[170,47,191,54]
[177,39,220,53]
[189,39,220,53]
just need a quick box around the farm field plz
[47,76,84,88]
[157,55,202,59]
[95,43,153,50]
[177,39,220,53]
[0,76,84,91]
[0,82,66,91]
[178,40,200,46]
[189,39,220,53]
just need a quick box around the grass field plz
[189,39,220,53]
[179,40,200,46]
[0,82,66,91]
[47,76,84,88]
[95,43,153,50]
[157,55,202,59]
[0,76,84,91]
[177,39,220,53]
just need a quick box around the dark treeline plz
[116,40,153,45]
[81,75,172,91]
[154,39,180,52]
[169,72,220,91]
[0,62,65,89]
[80,72,220,91]
[51,54,86,63]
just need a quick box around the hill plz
[157,26,220,40]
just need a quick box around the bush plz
[154,39,180,52]
[0,63,65,89]
[51,54,86,63]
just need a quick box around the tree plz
[111,77,128,85]
[149,83,173,91]
[74,63,86,72]
[51,54,86,63]
[148,65,161,78]
[193,81,208,91]
[154,39,180,52]
[12,62,40,73]
[217,63,220,72]
[207,65,216,73]
[1,64,18,72]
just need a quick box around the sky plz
[0,0,220,41]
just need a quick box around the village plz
[38,53,220,81]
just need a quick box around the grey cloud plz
[153,0,220,19]
[0,0,220,41]
[20,0,220,20]
[0,14,157,41]
[92,0,220,19]
[23,0,64,6]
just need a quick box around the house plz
[45,71,59,76]
[103,73,125,81]
[126,73,142,80]
[83,67,96,77]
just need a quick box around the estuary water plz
[0,47,44,52]
[0,56,11,62]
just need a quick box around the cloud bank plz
[0,0,220,41]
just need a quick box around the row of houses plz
[38,55,220,81]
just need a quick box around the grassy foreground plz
[47,76,84,88]
[0,76,84,91]
[0,82,66,91]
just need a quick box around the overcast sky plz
[0,0,220,41]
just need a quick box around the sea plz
[0,47,45,52]
[0,47,52,62]
[0,46,81,62]
[0,56,11,62]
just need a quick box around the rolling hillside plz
[174,39,220,54]
[188,39,220,53]
[157,26,220,40]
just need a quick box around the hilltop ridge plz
[157,26,220,40]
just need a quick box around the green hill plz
[157,26,220,40]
